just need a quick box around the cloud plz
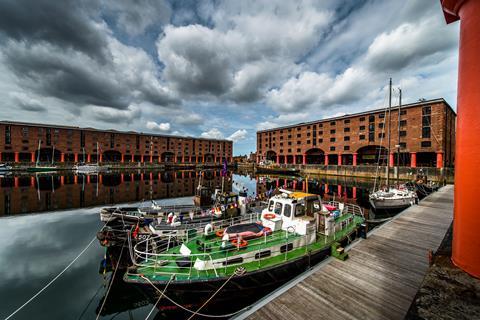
[0,0,108,61]
[10,92,47,112]
[200,128,224,140]
[227,129,248,142]
[104,0,171,36]
[173,113,204,125]
[89,105,141,124]
[146,121,171,132]
[156,1,332,101]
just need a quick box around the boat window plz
[274,202,282,215]
[280,243,294,253]
[295,204,305,217]
[283,204,292,218]
[255,251,271,259]
[268,200,274,211]
[222,257,243,266]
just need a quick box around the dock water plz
[236,185,454,320]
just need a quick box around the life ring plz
[231,239,248,247]
[263,213,276,220]
[215,229,224,237]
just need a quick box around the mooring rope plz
[144,275,174,320]
[4,221,108,320]
[139,271,250,319]
[95,239,127,320]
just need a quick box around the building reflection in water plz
[0,170,231,216]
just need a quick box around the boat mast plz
[51,144,55,165]
[396,88,402,183]
[36,140,41,167]
[386,78,392,187]
[96,142,99,166]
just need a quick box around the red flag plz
[132,223,140,239]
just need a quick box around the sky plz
[0,0,459,156]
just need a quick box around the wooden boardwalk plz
[236,185,454,320]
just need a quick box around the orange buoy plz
[231,239,248,247]
[263,213,276,220]
[215,230,224,237]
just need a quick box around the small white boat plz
[0,163,12,172]
[74,163,108,173]
[369,187,418,210]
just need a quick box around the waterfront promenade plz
[235,185,454,320]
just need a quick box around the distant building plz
[248,152,257,162]
[256,98,455,168]
[0,121,233,164]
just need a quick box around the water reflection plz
[0,170,232,216]
[0,170,411,320]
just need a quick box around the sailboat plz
[27,140,58,172]
[369,79,417,210]
[74,142,107,173]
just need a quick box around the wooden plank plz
[240,185,454,320]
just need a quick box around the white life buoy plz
[204,223,213,236]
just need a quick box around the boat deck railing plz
[325,201,364,218]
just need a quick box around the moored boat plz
[369,187,418,210]
[123,189,365,314]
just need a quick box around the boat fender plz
[204,223,213,236]
[170,215,177,225]
[167,212,174,224]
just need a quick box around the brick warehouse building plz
[0,121,233,164]
[256,98,455,168]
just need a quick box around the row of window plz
[274,141,432,154]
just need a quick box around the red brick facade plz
[0,121,233,164]
[256,99,455,168]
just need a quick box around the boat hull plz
[26,167,58,172]
[369,196,417,210]
[125,230,358,316]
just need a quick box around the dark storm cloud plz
[3,43,130,109]
[17,101,47,113]
[0,0,109,61]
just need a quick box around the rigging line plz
[77,283,104,320]
[373,88,390,192]
[4,221,110,320]
[144,275,174,320]
[96,239,127,320]
[140,275,250,319]
[186,271,237,320]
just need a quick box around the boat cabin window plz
[274,202,282,215]
[268,200,275,211]
[304,199,320,217]
[295,204,305,217]
[283,204,292,218]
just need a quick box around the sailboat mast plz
[396,88,402,183]
[51,144,54,165]
[386,78,392,187]
[96,142,99,166]
[36,140,41,167]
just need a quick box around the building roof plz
[257,98,455,134]
[0,120,232,143]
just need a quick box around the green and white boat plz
[124,189,365,314]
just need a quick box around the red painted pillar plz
[14,152,19,163]
[87,154,91,163]
[324,154,329,166]
[276,179,280,188]
[158,156,162,163]
[276,155,280,165]
[202,155,205,163]
[436,151,444,169]
[99,153,103,163]
[121,154,125,163]
[150,155,153,163]
[30,176,35,187]
[99,175,103,184]
[60,153,65,163]
[337,153,342,166]
[442,0,480,277]
[353,186,357,199]
[74,153,78,163]
[353,153,358,166]
[293,155,296,165]
[120,173,124,183]
[337,185,342,196]
[293,180,297,190]
[87,175,91,184]
[302,154,306,165]
[31,152,35,163]
[389,153,394,167]
[131,154,135,162]
[141,155,144,163]
[302,181,306,191]
[14,177,19,188]
[60,176,64,185]
[74,175,78,184]
[410,152,417,168]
